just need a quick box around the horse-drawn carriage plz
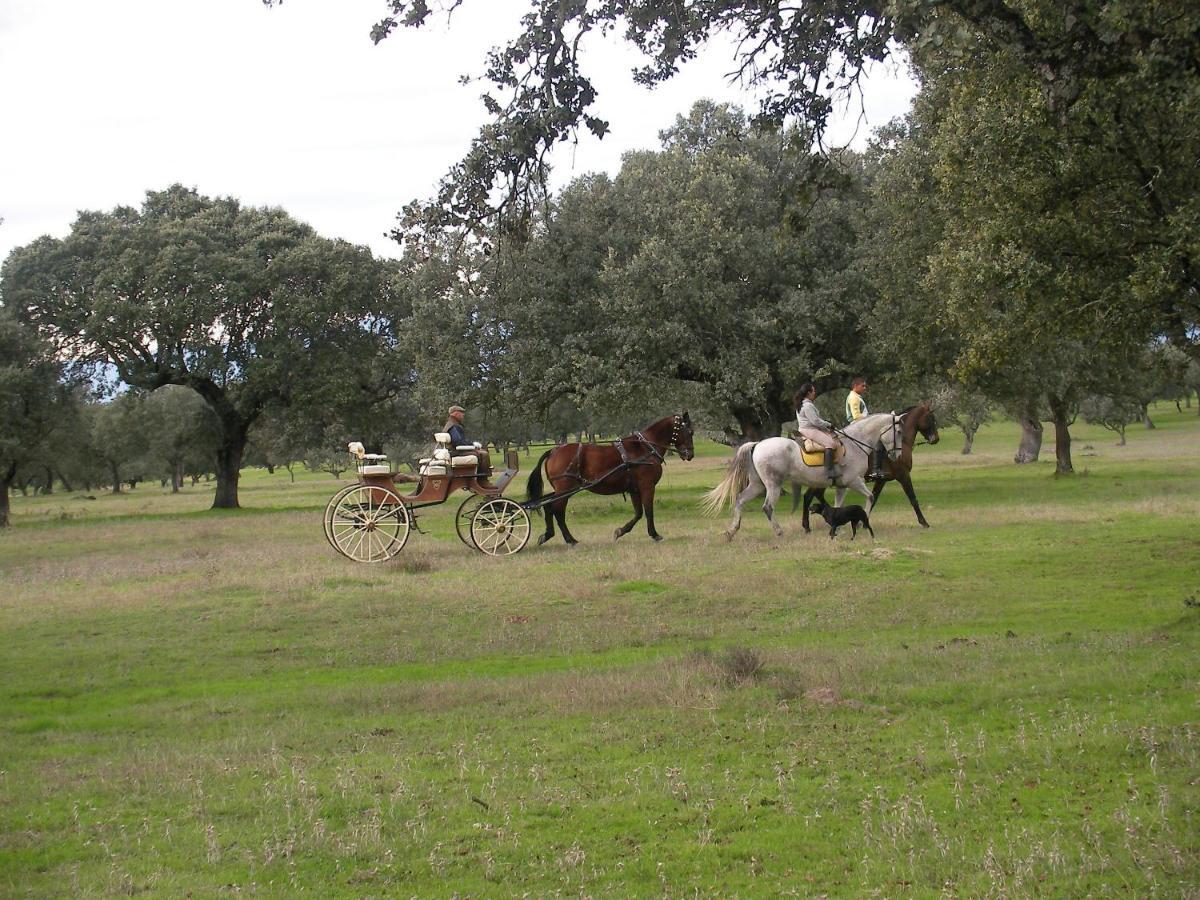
[324,412,697,562]
[322,434,531,561]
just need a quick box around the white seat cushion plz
[360,464,390,475]
[421,464,447,476]
[433,448,451,462]
[451,455,478,466]
[418,458,432,465]
[455,445,477,452]
[434,432,451,444]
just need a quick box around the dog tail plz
[701,442,756,515]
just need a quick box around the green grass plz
[1,405,1198,895]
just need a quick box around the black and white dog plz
[809,497,874,540]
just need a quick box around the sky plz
[0,0,917,264]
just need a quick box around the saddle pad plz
[799,443,846,468]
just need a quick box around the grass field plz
[2,407,1198,896]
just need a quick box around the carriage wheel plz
[327,485,411,563]
[469,498,531,556]
[323,485,358,551]
[455,495,487,548]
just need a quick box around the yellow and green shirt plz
[845,390,868,422]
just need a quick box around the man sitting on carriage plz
[444,404,471,448]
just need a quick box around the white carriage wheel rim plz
[323,484,358,550]
[455,494,486,548]
[329,485,409,562]
[470,499,530,556]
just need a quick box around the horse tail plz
[701,442,757,515]
[526,448,555,503]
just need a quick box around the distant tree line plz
[4,0,1199,520]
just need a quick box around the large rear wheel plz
[323,485,357,551]
[469,498,531,556]
[327,485,410,562]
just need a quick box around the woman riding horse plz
[526,413,695,545]
[793,402,940,530]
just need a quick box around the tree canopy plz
[2,185,402,508]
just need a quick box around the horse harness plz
[558,432,665,490]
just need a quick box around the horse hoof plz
[613,528,624,541]
[723,531,734,543]
[650,534,664,542]
[536,533,551,546]
[920,522,931,528]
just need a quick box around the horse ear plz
[682,410,690,422]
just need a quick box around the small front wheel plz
[327,485,410,562]
[469,498,531,556]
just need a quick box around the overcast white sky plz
[0,0,917,264]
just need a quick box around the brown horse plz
[526,413,695,545]
[794,403,940,530]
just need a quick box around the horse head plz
[672,411,695,460]
[914,403,940,445]
[899,404,940,447]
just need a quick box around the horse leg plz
[896,472,930,527]
[790,481,803,514]
[643,483,663,542]
[536,504,556,546]
[725,480,763,541]
[870,478,886,513]
[763,481,784,537]
[614,489,644,541]
[801,488,823,534]
[553,497,579,545]
[847,478,875,511]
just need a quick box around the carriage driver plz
[795,382,839,479]
[444,405,472,448]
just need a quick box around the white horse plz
[702,412,904,540]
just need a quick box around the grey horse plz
[702,412,904,540]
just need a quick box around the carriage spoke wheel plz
[455,495,488,548]
[469,498,531,556]
[327,485,410,563]
[323,485,358,551]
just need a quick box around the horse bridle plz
[835,413,904,459]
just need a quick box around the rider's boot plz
[823,449,839,482]
[868,444,885,480]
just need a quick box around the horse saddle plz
[796,437,845,468]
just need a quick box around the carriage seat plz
[451,454,478,467]
[359,464,391,475]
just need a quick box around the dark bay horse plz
[794,403,940,530]
[526,412,695,545]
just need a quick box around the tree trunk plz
[1048,397,1074,475]
[110,462,122,494]
[43,466,54,495]
[1117,425,1126,446]
[265,462,275,474]
[212,427,248,509]
[960,426,976,455]
[0,463,15,528]
[1013,407,1043,464]
[1141,404,1155,429]
[57,469,74,493]
[173,460,183,493]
